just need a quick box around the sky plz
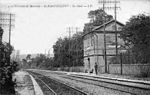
[0,0,150,54]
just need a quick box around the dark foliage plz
[22,54,55,69]
[53,32,84,67]
[83,9,113,34]
[0,27,19,94]
[120,14,150,63]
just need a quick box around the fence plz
[108,50,150,76]
[108,64,150,77]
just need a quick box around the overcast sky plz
[0,0,150,54]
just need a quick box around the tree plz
[53,32,84,67]
[26,54,31,60]
[88,9,113,26]
[53,37,64,67]
[120,14,150,63]
[0,27,17,94]
[26,54,54,69]
[83,9,113,34]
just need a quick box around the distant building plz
[83,19,124,74]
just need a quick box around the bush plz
[0,61,19,94]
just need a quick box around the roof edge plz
[92,19,124,31]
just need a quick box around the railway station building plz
[83,19,124,74]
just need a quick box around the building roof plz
[83,19,124,37]
[93,19,124,31]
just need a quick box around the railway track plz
[27,70,150,95]
[28,71,88,95]
[69,73,150,85]
[63,73,150,95]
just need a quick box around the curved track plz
[27,70,150,95]
[29,71,88,95]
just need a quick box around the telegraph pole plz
[0,12,15,63]
[67,27,80,67]
[67,27,72,66]
[9,14,11,48]
[103,0,108,73]
[98,0,120,73]
[75,27,79,67]
[9,13,12,61]
[114,0,118,57]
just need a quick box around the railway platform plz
[13,70,44,95]
[67,71,150,81]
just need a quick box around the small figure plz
[94,62,98,75]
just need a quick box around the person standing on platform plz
[94,62,98,75]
